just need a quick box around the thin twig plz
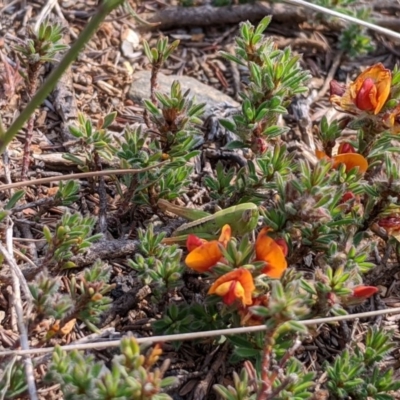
[0,0,19,15]
[94,152,108,235]
[34,0,59,32]
[143,1,400,39]
[282,0,400,40]
[20,115,36,181]
[0,162,169,191]
[0,244,32,302]
[17,224,38,263]
[314,51,343,104]
[11,196,59,214]
[3,218,38,400]
[1,306,400,357]
[2,149,13,195]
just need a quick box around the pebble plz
[129,70,239,118]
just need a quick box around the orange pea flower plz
[345,285,379,306]
[255,227,288,279]
[208,268,255,306]
[332,153,368,173]
[185,225,231,273]
[352,286,378,299]
[330,63,391,115]
[315,144,368,174]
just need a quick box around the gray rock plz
[128,70,239,118]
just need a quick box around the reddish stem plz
[257,328,277,400]
[20,115,35,180]
[21,63,40,180]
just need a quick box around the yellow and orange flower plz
[208,267,255,306]
[316,143,368,174]
[330,63,391,115]
[185,225,231,273]
[255,227,288,279]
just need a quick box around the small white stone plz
[122,28,140,48]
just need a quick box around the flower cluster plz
[325,62,400,242]
[185,225,288,308]
[183,225,378,326]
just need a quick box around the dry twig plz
[0,219,37,400]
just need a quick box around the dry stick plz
[193,342,230,399]
[0,0,19,15]
[373,1,400,13]
[2,148,13,197]
[143,1,400,39]
[1,306,400,357]
[314,51,343,104]
[94,153,108,235]
[21,116,36,180]
[34,0,58,32]
[11,196,60,213]
[0,243,32,302]
[282,0,400,38]
[0,162,169,191]
[2,220,38,400]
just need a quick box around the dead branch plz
[142,2,400,34]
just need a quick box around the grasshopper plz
[158,199,259,245]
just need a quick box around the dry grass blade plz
[0,162,169,191]
[282,0,400,40]
[0,306,399,357]
[2,219,37,399]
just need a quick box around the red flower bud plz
[352,286,378,298]
[377,217,400,230]
[338,142,356,154]
[329,80,346,97]
[186,234,206,252]
[341,192,355,203]
[253,137,267,155]
[327,292,337,306]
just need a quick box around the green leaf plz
[234,347,261,358]
[222,140,247,150]
[142,40,153,62]
[255,15,272,35]
[102,112,117,129]
[219,118,236,132]
[5,190,25,210]
[43,225,52,243]
[277,321,308,335]
[62,153,85,166]
[68,125,83,138]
